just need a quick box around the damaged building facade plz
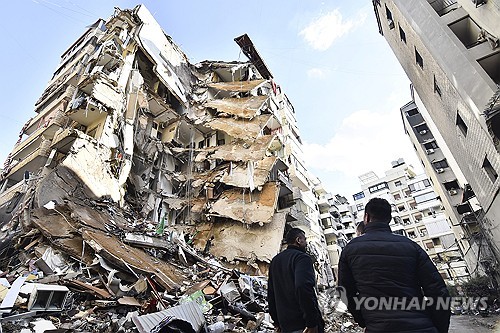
[373,0,500,280]
[0,3,334,288]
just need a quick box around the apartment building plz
[0,5,332,280]
[401,93,488,277]
[373,0,500,278]
[352,160,467,282]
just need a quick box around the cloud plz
[303,108,420,182]
[299,9,365,51]
[307,68,326,78]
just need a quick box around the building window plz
[483,156,498,182]
[414,192,437,204]
[408,179,431,192]
[369,182,389,193]
[424,140,439,150]
[385,5,395,29]
[415,124,429,135]
[478,52,500,85]
[427,0,458,16]
[415,48,424,68]
[353,191,365,201]
[356,203,364,211]
[395,180,402,187]
[456,111,468,136]
[434,75,442,97]
[394,193,401,200]
[406,108,419,117]
[433,159,449,170]
[448,16,484,49]
[399,26,406,43]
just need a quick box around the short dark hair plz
[365,198,392,222]
[286,227,305,244]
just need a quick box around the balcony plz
[5,139,52,182]
[289,163,309,191]
[343,227,356,235]
[341,215,352,223]
[10,111,68,161]
[277,169,293,195]
[317,197,330,210]
[0,179,25,206]
[323,227,338,236]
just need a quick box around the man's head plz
[286,227,307,250]
[364,197,392,224]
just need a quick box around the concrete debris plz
[0,4,340,332]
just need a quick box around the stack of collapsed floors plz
[0,5,332,282]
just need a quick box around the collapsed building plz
[0,2,334,297]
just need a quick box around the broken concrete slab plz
[204,96,268,119]
[210,182,280,225]
[205,114,272,141]
[207,79,266,93]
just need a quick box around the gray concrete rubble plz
[0,4,337,332]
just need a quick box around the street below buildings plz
[449,315,498,332]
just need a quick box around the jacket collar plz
[287,244,306,252]
[364,221,392,233]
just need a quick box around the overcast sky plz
[0,1,422,199]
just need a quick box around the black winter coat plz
[338,222,450,333]
[268,245,323,332]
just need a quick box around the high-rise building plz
[400,92,488,277]
[0,5,332,282]
[374,0,500,279]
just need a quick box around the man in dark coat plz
[268,228,324,333]
[338,198,450,333]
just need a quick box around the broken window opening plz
[426,0,458,16]
[385,5,395,29]
[415,124,429,135]
[415,48,424,69]
[406,108,419,117]
[433,159,449,172]
[482,156,498,182]
[443,179,460,191]
[424,140,439,150]
[448,16,484,49]
[456,111,468,136]
[434,75,442,97]
[399,25,406,43]
[478,52,500,85]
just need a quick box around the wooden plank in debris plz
[66,279,112,299]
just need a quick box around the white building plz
[352,159,467,283]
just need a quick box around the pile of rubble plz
[0,196,361,333]
[0,192,281,332]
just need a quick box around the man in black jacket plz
[338,198,450,333]
[268,228,324,333]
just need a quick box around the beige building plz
[0,5,333,282]
[374,0,500,280]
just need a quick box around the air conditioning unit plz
[425,148,435,154]
[436,168,445,173]
[419,130,428,135]
[449,189,458,196]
